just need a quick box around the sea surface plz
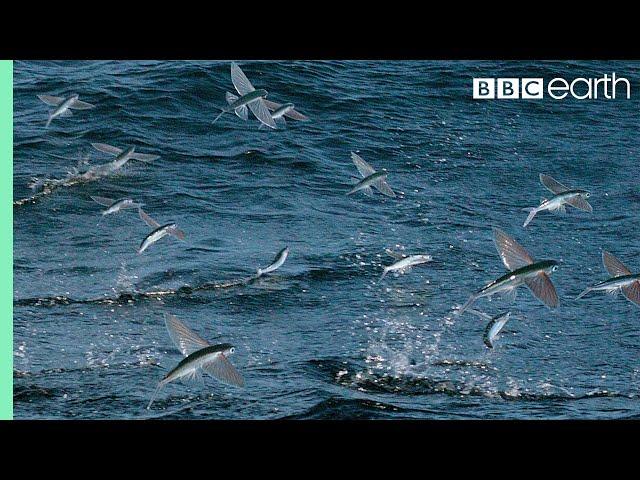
[13,60,640,419]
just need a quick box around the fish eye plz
[552,265,559,272]
[230,347,235,354]
[585,192,590,198]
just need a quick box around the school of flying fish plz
[30,61,638,410]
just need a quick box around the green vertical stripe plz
[0,60,13,420]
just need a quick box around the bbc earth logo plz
[473,74,631,100]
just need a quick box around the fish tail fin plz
[45,114,52,128]
[213,110,225,124]
[575,287,592,300]
[523,208,538,228]
[380,268,389,281]
[146,382,164,410]
[458,295,477,315]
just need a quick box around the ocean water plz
[13,60,640,419]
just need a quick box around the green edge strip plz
[0,60,13,420]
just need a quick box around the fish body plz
[349,152,396,198]
[110,147,136,169]
[257,247,289,277]
[271,103,295,120]
[459,228,559,314]
[577,274,640,298]
[348,171,389,196]
[161,344,236,385]
[214,63,277,128]
[102,198,143,216]
[147,314,243,409]
[483,312,511,349]
[576,251,640,306]
[138,222,179,253]
[523,174,592,227]
[39,93,95,127]
[380,254,432,280]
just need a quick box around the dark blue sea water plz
[13,60,640,419]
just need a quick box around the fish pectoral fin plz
[130,152,160,163]
[539,174,569,195]
[524,273,559,308]
[37,94,65,106]
[351,152,376,177]
[138,208,161,229]
[90,195,115,207]
[502,288,518,302]
[493,228,535,270]
[549,204,566,215]
[285,108,309,121]
[248,98,277,129]
[230,62,255,96]
[168,226,186,241]
[225,91,239,105]
[622,281,640,306]
[164,313,209,357]
[361,186,374,197]
[235,105,249,121]
[202,354,244,387]
[372,177,396,198]
[91,143,123,156]
[602,251,632,277]
[565,195,593,213]
[274,116,287,128]
[69,99,95,110]
[385,249,406,261]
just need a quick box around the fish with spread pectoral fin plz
[459,228,559,314]
[91,196,143,225]
[147,314,244,409]
[263,98,309,121]
[256,247,289,277]
[576,251,640,306]
[380,253,432,281]
[348,152,396,198]
[137,208,186,253]
[522,174,592,227]
[213,63,276,129]
[91,143,160,164]
[38,93,95,127]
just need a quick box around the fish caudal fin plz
[380,268,389,281]
[622,281,640,306]
[458,295,478,315]
[213,110,225,124]
[146,382,165,410]
[45,115,53,128]
[523,208,538,227]
[575,287,592,300]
